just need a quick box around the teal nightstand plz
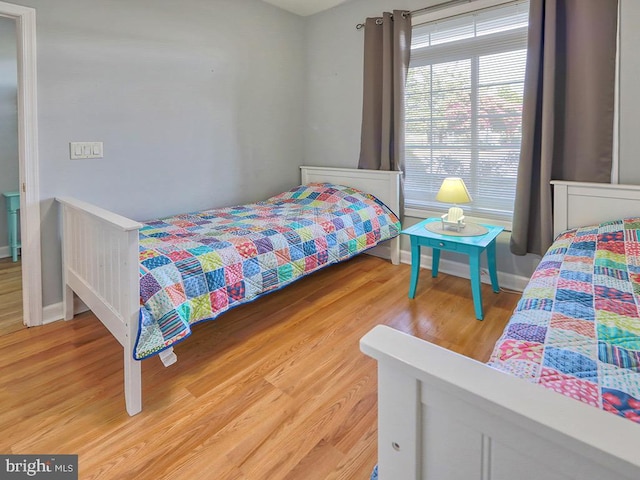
[401,218,504,320]
[3,192,21,262]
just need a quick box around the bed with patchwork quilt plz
[135,182,400,359]
[59,166,402,416]
[362,182,640,480]
[487,218,640,423]
[368,218,640,480]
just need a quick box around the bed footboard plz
[361,325,640,480]
[57,197,144,416]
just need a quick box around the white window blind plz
[405,1,529,222]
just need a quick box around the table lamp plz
[435,177,472,232]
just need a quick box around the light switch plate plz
[70,142,103,159]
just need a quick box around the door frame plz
[0,2,42,327]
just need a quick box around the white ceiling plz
[260,0,350,16]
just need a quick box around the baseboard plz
[0,246,11,259]
[399,249,528,292]
[42,297,90,324]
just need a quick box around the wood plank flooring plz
[0,255,520,479]
[0,257,23,336]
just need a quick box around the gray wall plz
[303,0,541,282]
[619,0,640,184]
[0,16,19,252]
[10,0,305,306]
[9,0,640,307]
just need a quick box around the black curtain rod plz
[355,0,472,29]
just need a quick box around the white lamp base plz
[440,212,466,232]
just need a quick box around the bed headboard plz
[300,166,401,218]
[300,166,402,265]
[552,181,640,237]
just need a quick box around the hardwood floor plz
[0,256,23,336]
[0,255,520,479]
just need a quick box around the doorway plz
[0,14,22,334]
[0,1,42,328]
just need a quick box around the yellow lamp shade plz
[435,177,472,204]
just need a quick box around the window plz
[404,0,529,223]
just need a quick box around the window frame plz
[405,0,528,230]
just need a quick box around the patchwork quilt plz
[488,218,640,423]
[134,183,400,359]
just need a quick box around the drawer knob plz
[439,242,445,247]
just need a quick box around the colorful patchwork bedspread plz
[488,219,640,423]
[134,183,400,359]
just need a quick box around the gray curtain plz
[510,0,618,256]
[358,10,411,172]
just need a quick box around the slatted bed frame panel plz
[361,181,640,480]
[58,196,143,415]
[57,166,402,416]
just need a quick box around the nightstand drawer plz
[424,238,458,251]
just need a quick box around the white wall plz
[0,16,19,253]
[10,0,305,307]
[303,0,540,283]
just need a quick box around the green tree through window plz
[405,1,529,222]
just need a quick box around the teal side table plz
[3,192,21,262]
[401,218,504,320]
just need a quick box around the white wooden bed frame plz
[361,180,640,480]
[57,166,401,416]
